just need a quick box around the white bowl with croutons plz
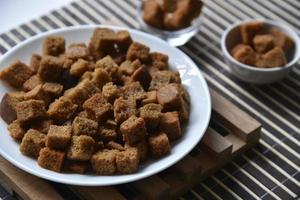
[221,19,300,84]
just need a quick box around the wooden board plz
[0,89,261,200]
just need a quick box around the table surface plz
[0,0,299,199]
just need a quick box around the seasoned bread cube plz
[240,22,263,45]
[163,12,188,30]
[143,0,164,28]
[125,140,148,162]
[157,83,182,110]
[98,128,118,142]
[83,93,112,122]
[90,68,111,89]
[231,44,258,66]
[114,97,137,124]
[46,125,72,150]
[20,129,46,158]
[0,92,25,124]
[63,160,89,174]
[131,66,152,90]
[119,60,141,76]
[70,59,90,77]
[24,85,51,105]
[23,75,43,92]
[67,135,95,161]
[271,28,294,53]
[65,43,89,60]
[140,103,162,130]
[42,82,63,97]
[16,100,46,124]
[149,52,169,70]
[148,132,170,158]
[160,112,181,140]
[38,147,65,172]
[116,147,140,174]
[8,120,26,140]
[38,55,64,82]
[105,141,125,151]
[31,119,53,134]
[122,81,146,101]
[115,30,133,52]
[95,56,119,80]
[91,149,118,175]
[256,47,287,68]
[158,0,177,12]
[43,36,65,56]
[72,116,98,137]
[47,97,78,122]
[149,70,181,90]
[126,42,150,62]
[253,34,275,53]
[142,91,158,105]
[120,116,147,145]
[102,82,120,103]
[0,60,33,88]
[29,54,42,72]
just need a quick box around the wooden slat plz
[225,133,248,156]
[0,156,63,200]
[162,173,188,199]
[70,186,126,200]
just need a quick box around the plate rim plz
[0,25,211,186]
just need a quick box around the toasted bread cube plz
[120,116,147,145]
[72,117,98,137]
[43,36,65,56]
[38,147,65,172]
[127,42,150,62]
[8,120,26,140]
[16,100,46,124]
[24,85,51,105]
[149,52,169,70]
[270,28,294,53]
[63,160,89,174]
[65,43,89,60]
[98,128,118,142]
[81,71,93,81]
[176,0,202,20]
[91,149,118,175]
[160,112,181,140]
[240,22,263,45]
[70,59,90,77]
[116,147,140,174]
[110,51,126,65]
[42,82,63,97]
[67,135,95,161]
[119,60,141,77]
[178,97,189,123]
[256,47,287,68]
[46,125,72,150]
[31,119,53,134]
[23,75,43,92]
[148,132,170,158]
[0,92,25,124]
[143,0,164,28]
[125,140,148,162]
[29,54,42,72]
[131,66,152,90]
[64,79,99,106]
[231,44,258,66]
[163,11,189,30]
[140,103,162,130]
[47,97,78,122]
[102,82,120,103]
[105,119,118,130]
[20,129,46,158]
[253,34,275,53]
[90,68,111,89]
[159,0,177,12]
[105,141,125,151]
[95,141,105,151]
[122,81,146,101]
[0,60,33,88]
[115,30,133,52]
[38,56,64,82]
[114,97,137,124]
[142,91,158,105]
[95,56,119,80]
[149,70,181,90]
[157,83,182,110]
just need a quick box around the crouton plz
[131,66,152,90]
[114,97,137,124]
[105,141,125,151]
[90,68,111,89]
[256,47,287,68]
[160,112,181,140]
[240,22,263,45]
[0,60,33,88]
[102,82,120,103]
[8,120,26,140]
[116,147,140,174]
[43,36,65,56]
[91,149,118,175]
[98,128,118,142]
[253,34,275,53]
[16,100,46,124]
[231,44,258,66]
[30,119,53,134]
[0,92,25,124]
[95,56,119,80]
[122,81,146,101]
[20,129,46,158]
[67,135,95,161]
[271,28,294,53]
[142,91,158,105]
[157,83,182,110]
[72,116,98,137]
[119,60,142,76]
[126,42,150,62]
[70,59,90,77]
[24,85,51,105]
[149,70,181,90]
[149,52,169,70]
[65,43,89,60]
[120,116,147,145]
[46,125,72,150]
[148,132,170,158]
[38,147,65,172]
[38,56,64,82]
[115,30,133,52]
[158,0,177,12]
[42,82,64,97]
[143,0,164,28]
[29,54,42,72]
[140,103,162,130]
[63,161,89,174]
[23,75,43,92]
[47,97,78,122]
[125,140,148,162]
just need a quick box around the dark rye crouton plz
[70,59,90,77]
[0,60,33,88]
[231,44,258,66]
[95,56,119,80]
[63,160,89,174]
[31,119,53,134]
[47,97,78,122]
[43,36,65,56]
[38,147,65,172]
[256,47,287,68]
[148,132,170,158]
[16,100,46,124]
[24,85,51,105]
[126,42,150,62]
[23,75,43,92]
[67,135,95,161]
[125,140,148,162]
[122,81,146,101]
[142,91,158,105]
[42,82,64,97]
[253,34,275,53]
[20,129,46,158]
[131,66,152,90]
[157,83,182,110]
[120,116,147,146]
[91,149,118,175]
[240,22,263,45]
[90,68,111,89]
[114,97,137,124]
[102,82,120,103]
[119,60,141,76]
[143,0,164,28]
[0,92,25,124]
[29,54,42,72]
[115,30,133,52]
[149,70,181,90]
[38,56,64,82]
[270,28,294,53]
[116,147,140,174]
[160,112,181,140]
[46,125,72,150]
[149,52,169,70]
[72,117,98,137]
[98,127,118,142]
[8,120,26,140]
[105,141,125,151]
[65,43,89,60]
[140,103,162,130]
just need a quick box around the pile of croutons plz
[0,28,190,175]
[143,0,203,30]
[231,22,294,68]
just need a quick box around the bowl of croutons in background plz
[221,19,300,84]
[138,0,203,46]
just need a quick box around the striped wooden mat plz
[0,0,299,199]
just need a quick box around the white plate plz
[0,25,211,186]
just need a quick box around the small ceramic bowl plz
[221,19,300,84]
